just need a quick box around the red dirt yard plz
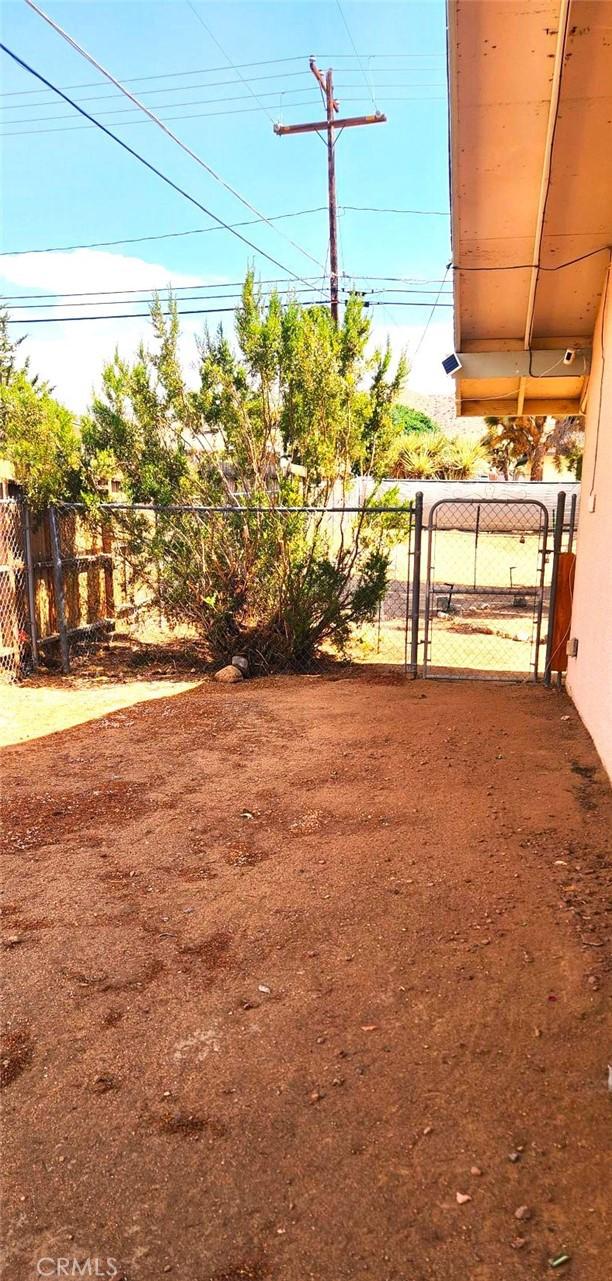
[1,672,610,1281]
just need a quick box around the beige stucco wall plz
[566,265,612,778]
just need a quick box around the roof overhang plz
[447,0,612,416]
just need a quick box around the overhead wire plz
[185,1,276,124]
[5,289,334,310]
[0,210,450,259]
[0,208,330,256]
[0,95,446,137]
[452,246,612,272]
[2,86,326,127]
[335,0,377,110]
[22,0,326,275]
[0,276,324,300]
[412,263,452,358]
[0,68,318,109]
[0,97,331,136]
[2,286,453,307]
[5,299,454,325]
[0,42,326,296]
[0,74,445,115]
[0,51,447,100]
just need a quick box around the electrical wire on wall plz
[588,254,611,498]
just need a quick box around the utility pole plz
[274,60,386,324]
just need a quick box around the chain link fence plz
[0,500,31,680]
[423,499,550,679]
[48,501,415,673]
[1,491,576,683]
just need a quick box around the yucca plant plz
[443,436,486,479]
[390,431,484,480]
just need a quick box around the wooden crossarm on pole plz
[274,60,387,324]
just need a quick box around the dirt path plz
[1,674,610,1281]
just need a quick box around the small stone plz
[309,1090,324,1103]
[471,1166,483,1176]
[423,1125,433,1136]
[214,664,243,683]
[511,1237,528,1250]
[515,1205,532,1221]
[258,984,271,994]
[508,1151,521,1163]
[456,1192,472,1205]
[92,1073,116,1093]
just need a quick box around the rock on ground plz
[214,664,244,683]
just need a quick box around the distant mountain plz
[400,392,485,439]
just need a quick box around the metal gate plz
[422,498,550,681]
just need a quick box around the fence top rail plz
[57,502,415,516]
[428,497,552,513]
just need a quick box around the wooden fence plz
[0,501,119,679]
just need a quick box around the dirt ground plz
[1,669,610,1281]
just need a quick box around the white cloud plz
[0,248,212,296]
[0,249,225,411]
[0,250,456,410]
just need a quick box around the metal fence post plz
[567,492,577,552]
[22,501,39,670]
[48,505,70,674]
[544,490,566,687]
[409,491,423,677]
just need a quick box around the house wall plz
[567,264,612,778]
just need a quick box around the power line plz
[0,274,452,298]
[0,78,444,117]
[2,85,325,125]
[0,95,445,137]
[0,68,317,110]
[335,1,377,110]
[342,272,451,283]
[452,246,612,272]
[0,98,329,136]
[0,207,450,259]
[3,287,452,310]
[23,0,326,275]
[412,263,452,358]
[5,290,326,310]
[0,51,446,99]
[0,208,330,257]
[343,204,448,216]
[0,276,320,300]
[186,1,276,124]
[0,42,325,295]
[0,56,310,97]
[5,298,454,325]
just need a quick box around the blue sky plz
[0,0,453,409]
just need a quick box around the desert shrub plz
[83,279,410,670]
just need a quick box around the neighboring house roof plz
[447,0,612,416]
